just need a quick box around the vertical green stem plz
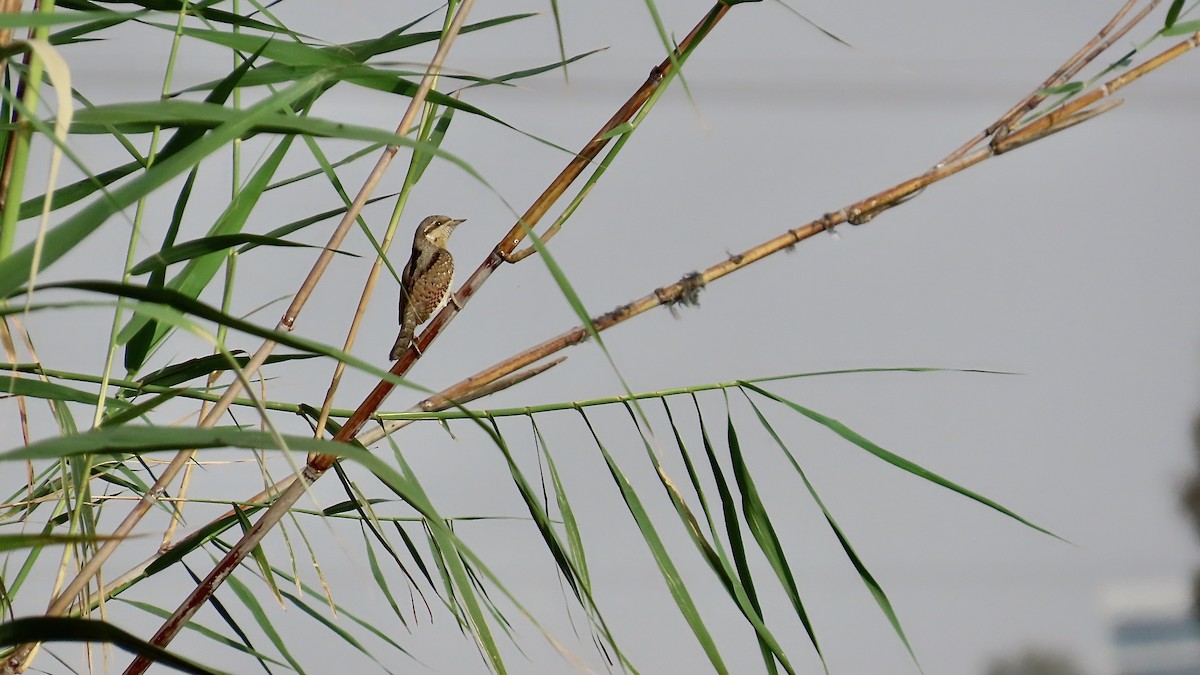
[88,0,192,429]
[0,0,56,260]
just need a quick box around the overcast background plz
[5,1,1200,673]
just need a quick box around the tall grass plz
[0,1,1196,673]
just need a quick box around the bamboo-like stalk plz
[113,4,482,673]
[356,357,566,444]
[0,0,36,239]
[78,357,562,610]
[318,4,733,469]
[3,2,1191,672]
[938,0,1159,165]
[390,24,1200,436]
[309,29,465,444]
[120,9,1198,671]
[0,0,31,220]
[111,4,731,669]
[1,4,479,675]
[994,29,1199,153]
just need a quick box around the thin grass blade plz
[743,383,1061,540]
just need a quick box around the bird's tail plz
[389,322,415,361]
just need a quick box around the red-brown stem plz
[112,6,731,674]
[311,3,732,469]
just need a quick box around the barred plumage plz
[389,215,465,360]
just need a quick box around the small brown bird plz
[389,215,465,360]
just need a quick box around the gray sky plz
[6,1,1200,673]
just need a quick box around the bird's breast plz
[430,269,454,316]
[409,252,455,323]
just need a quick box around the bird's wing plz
[397,247,422,323]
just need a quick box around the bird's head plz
[417,215,465,247]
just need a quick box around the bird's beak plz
[448,218,466,227]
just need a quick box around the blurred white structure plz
[1105,579,1200,675]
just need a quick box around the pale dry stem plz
[939,0,1160,165]
[114,3,480,672]
[426,28,1200,412]
[6,4,1191,673]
